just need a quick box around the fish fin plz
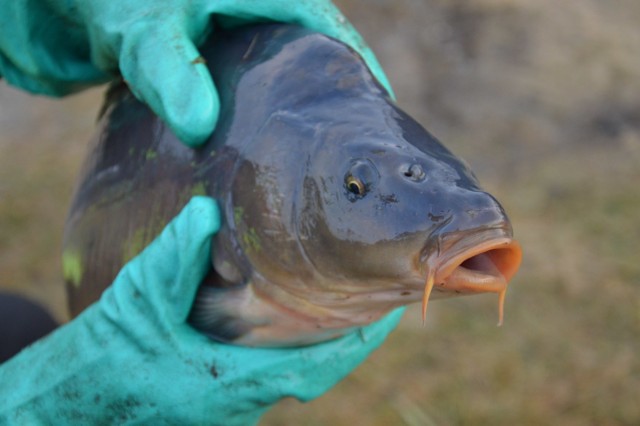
[188,284,256,343]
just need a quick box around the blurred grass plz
[1,0,639,424]
[0,86,102,320]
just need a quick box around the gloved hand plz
[0,0,394,147]
[0,197,403,424]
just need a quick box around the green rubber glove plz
[0,0,393,147]
[0,197,403,424]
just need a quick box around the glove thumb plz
[107,196,221,325]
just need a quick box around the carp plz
[63,24,521,347]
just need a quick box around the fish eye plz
[344,159,379,199]
[346,176,366,196]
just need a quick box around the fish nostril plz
[402,164,426,182]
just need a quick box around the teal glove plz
[0,197,403,424]
[0,0,393,146]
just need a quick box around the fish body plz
[63,24,521,347]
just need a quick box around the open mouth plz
[421,237,522,325]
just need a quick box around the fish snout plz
[430,190,520,289]
[434,237,522,293]
[420,232,522,325]
[419,189,522,325]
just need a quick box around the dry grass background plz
[0,0,638,424]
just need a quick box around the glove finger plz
[119,26,219,147]
[286,307,405,401]
[358,306,405,343]
[215,307,404,404]
[210,0,394,98]
[113,196,220,324]
[291,2,394,97]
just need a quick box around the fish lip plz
[422,227,522,293]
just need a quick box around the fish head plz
[200,25,521,343]
[289,102,522,324]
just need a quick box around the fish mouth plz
[420,229,522,325]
